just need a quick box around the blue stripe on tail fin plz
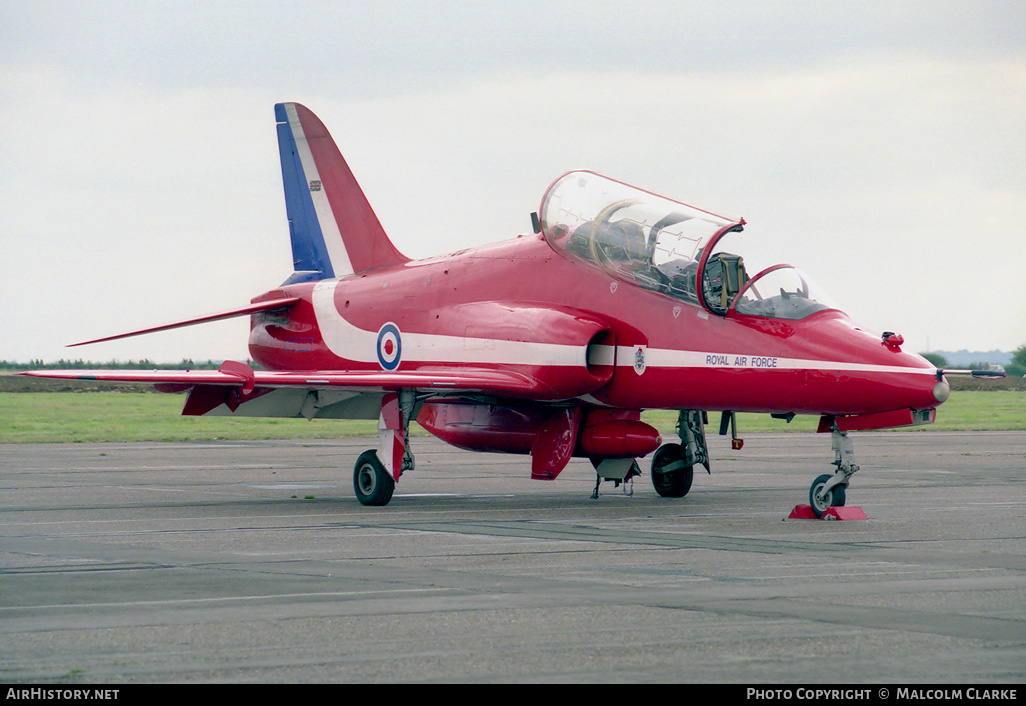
[275,103,335,280]
[274,103,408,282]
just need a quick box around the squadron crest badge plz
[633,345,647,375]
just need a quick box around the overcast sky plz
[2,1,1024,364]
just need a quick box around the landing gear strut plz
[808,424,859,517]
[354,389,418,507]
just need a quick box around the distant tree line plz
[0,359,223,371]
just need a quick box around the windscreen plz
[731,265,840,320]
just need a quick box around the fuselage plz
[248,232,944,419]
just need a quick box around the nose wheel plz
[809,473,846,516]
[807,424,859,518]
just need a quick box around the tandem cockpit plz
[538,170,839,320]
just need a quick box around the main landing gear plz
[650,443,693,497]
[354,390,417,507]
[353,450,395,506]
[807,423,859,518]
[650,410,709,498]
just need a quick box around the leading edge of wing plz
[20,365,570,400]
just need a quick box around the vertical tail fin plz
[275,102,409,280]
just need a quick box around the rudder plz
[275,102,408,280]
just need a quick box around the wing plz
[21,364,549,396]
[20,360,582,419]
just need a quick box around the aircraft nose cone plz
[933,378,951,403]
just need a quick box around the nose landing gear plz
[807,423,859,518]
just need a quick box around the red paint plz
[578,420,661,458]
[789,505,869,521]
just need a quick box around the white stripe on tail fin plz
[275,103,409,280]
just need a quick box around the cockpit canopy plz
[539,171,839,320]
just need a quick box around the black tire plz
[808,473,845,517]
[651,443,694,498]
[353,450,395,506]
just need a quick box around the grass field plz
[1,390,1023,443]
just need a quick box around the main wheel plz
[651,443,694,498]
[808,473,846,517]
[353,450,395,506]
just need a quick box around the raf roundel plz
[376,322,402,370]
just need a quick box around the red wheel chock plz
[788,504,868,520]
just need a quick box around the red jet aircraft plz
[25,103,998,514]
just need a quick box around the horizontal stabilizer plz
[67,297,300,347]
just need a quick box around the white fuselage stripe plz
[312,281,587,367]
[608,345,935,376]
